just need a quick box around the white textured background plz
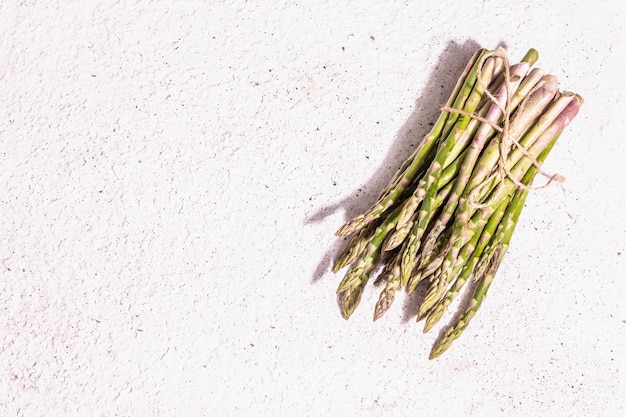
[1,1,625,416]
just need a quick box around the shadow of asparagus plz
[310,39,481,293]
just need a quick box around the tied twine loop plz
[441,48,564,206]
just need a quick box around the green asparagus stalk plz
[373,253,402,321]
[440,49,538,170]
[428,166,534,359]
[406,223,454,293]
[428,245,505,359]
[333,222,376,272]
[337,144,476,271]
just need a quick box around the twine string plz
[440,48,564,208]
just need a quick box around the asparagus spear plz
[406,223,454,293]
[400,54,550,284]
[333,222,377,272]
[428,245,505,359]
[373,253,402,321]
[336,205,404,318]
[474,92,578,199]
[439,48,538,170]
[428,167,533,359]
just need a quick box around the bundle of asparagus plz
[333,47,582,359]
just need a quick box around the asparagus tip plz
[428,348,444,360]
[373,297,389,321]
[335,224,350,236]
[422,315,438,333]
[415,308,428,323]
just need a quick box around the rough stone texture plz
[1,1,625,416]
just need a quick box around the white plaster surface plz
[1,1,625,416]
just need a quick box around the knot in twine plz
[441,48,564,203]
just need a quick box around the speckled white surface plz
[1,1,625,416]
